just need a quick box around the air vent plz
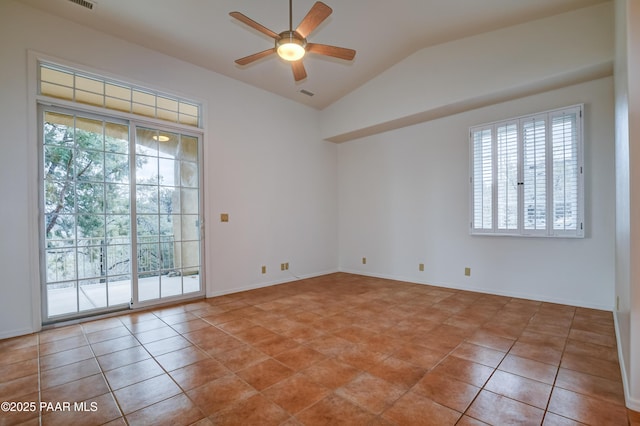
[299,89,315,97]
[68,0,94,10]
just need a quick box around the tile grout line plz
[80,319,129,425]
[111,311,203,423]
[455,309,515,425]
[538,306,575,425]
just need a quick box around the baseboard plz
[338,268,613,311]
[627,396,640,412]
[0,327,36,341]
[614,311,640,411]
[206,268,339,298]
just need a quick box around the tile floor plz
[0,273,638,425]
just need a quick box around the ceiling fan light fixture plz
[276,31,306,61]
[231,2,354,81]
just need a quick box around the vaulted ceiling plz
[19,0,607,109]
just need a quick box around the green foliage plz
[43,115,193,286]
[44,120,131,243]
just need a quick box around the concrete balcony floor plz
[46,274,200,318]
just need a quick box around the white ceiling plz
[19,0,607,109]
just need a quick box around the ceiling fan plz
[229,0,356,82]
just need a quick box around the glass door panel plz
[42,109,131,320]
[134,128,201,304]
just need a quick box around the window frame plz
[469,104,584,238]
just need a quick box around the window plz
[470,105,583,237]
[39,63,200,127]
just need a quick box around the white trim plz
[27,52,43,334]
[614,311,640,411]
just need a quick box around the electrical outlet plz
[285,262,289,270]
[261,265,266,274]
[220,213,229,222]
[362,257,367,265]
[464,267,471,276]
[280,263,285,271]
[419,263,424,272]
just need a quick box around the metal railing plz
[46,235,176,284]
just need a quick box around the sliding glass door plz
[40,107,203,322]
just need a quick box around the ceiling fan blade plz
[295,2,332,38]
[306,43,356,61]
[292,60,307,81]
[235,49,276,66]
[229,11,279,39]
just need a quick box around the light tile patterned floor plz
[0,273,637,425]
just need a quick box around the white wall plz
[0,1,338,338]
[321,3,614,143]
[614,0,640,411]
[338,77,615,309]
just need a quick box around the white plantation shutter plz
[472,128,493,231]
[470,105,583,237]
[496,123,518,231]
[551,108,581,234]
[522,116,547,233]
